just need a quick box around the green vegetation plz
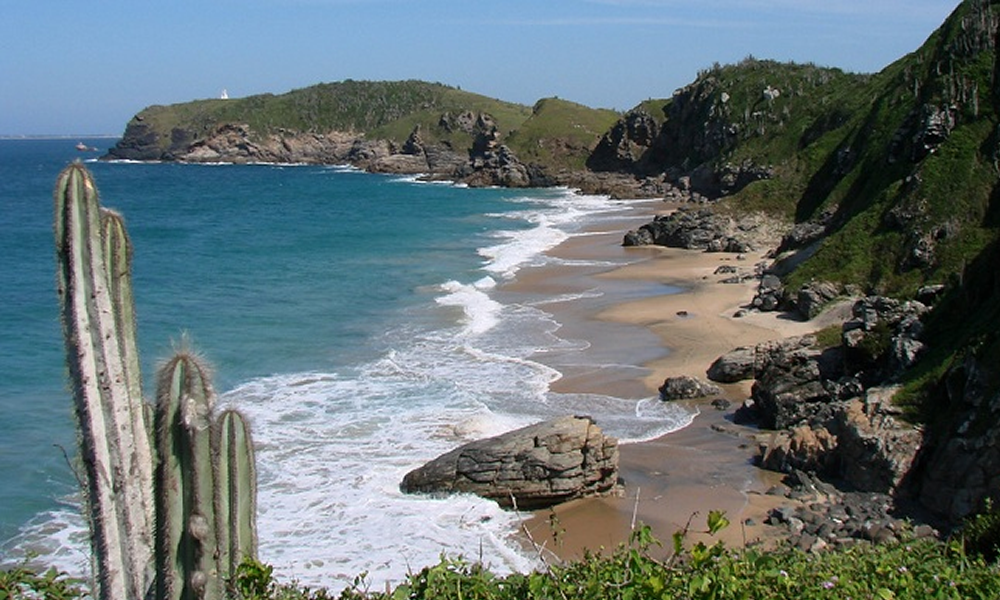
[0,563,85,599]
[10,515,1000,599]
[219,515,1000,599]
[962,498,1000,563]
[505,98,620,170]
[132,80,536,153]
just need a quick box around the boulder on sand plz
[400,415,621,509]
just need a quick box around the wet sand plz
[499,199,844,562]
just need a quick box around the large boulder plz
[708,335,817,384]
[622,208,750,252]
[658,376,722,400]
[400,416,620,509]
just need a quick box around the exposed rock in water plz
[399,416,621,509]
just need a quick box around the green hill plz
[107,79,623,175]
[505,97,620,170]
[594,0,997,301]
[130,80,533,147]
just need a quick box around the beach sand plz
[501,200,849,563]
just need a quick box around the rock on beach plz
[400,415,621,510]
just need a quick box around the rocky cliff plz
[621,0,1000,525]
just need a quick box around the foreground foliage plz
[0,563,84,600]
[6,517,1000,599]
[229,518,1000,600]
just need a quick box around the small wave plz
[436,278,502,336]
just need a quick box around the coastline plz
[501,197,840,560]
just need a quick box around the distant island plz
[105,0,1000,534]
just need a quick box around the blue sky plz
[1,0,961,135]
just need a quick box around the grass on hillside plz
[505,98,621,170]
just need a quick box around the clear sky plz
[1,0,961,136]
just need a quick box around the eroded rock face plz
[836,392,923,493]
[400,416,620,509]
[917,356,1000,520]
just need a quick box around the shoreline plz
[501,197,838,560]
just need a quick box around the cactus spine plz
[55,163,257,600]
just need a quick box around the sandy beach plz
[501,199,846,562]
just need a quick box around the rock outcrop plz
[707,335,817,384]
[741,303,929,495]
[622,207,780,252]
[915,354,1000,519]
[658,376,722,400]
[399,416,621,509]
[106,113,551,187]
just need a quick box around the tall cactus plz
[55,163,155,600]
[54,162,258,600]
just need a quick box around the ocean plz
[0,138,692,590]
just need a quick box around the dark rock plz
[915,284,946,306]
[778,216,830,252]
[400,415,620,509]
[751,341,845,430]
[752,273,785,312]
[796,281,841,320]
[707,346,756,383]
[733,398,760,424]
[621,207,766,252]
[105,119,164,161]
[659,376,722,400]
[711,398,733,411]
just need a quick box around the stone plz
[658,376,722,400]
[796,281,841,320]
[711,398,733,411]
[400,416,620,509]
[835,395,922,493]
[707,346,756,383]
[758,425,839,474]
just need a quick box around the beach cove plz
[3,143,767,589]
[498,199,852,558]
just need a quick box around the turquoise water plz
[0,139,691,589]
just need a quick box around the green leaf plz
[707,510,730,536]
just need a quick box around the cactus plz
[155,353,221,600]
[54,163,258,600]
[215,409,259,583]
[55,163,155,600]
